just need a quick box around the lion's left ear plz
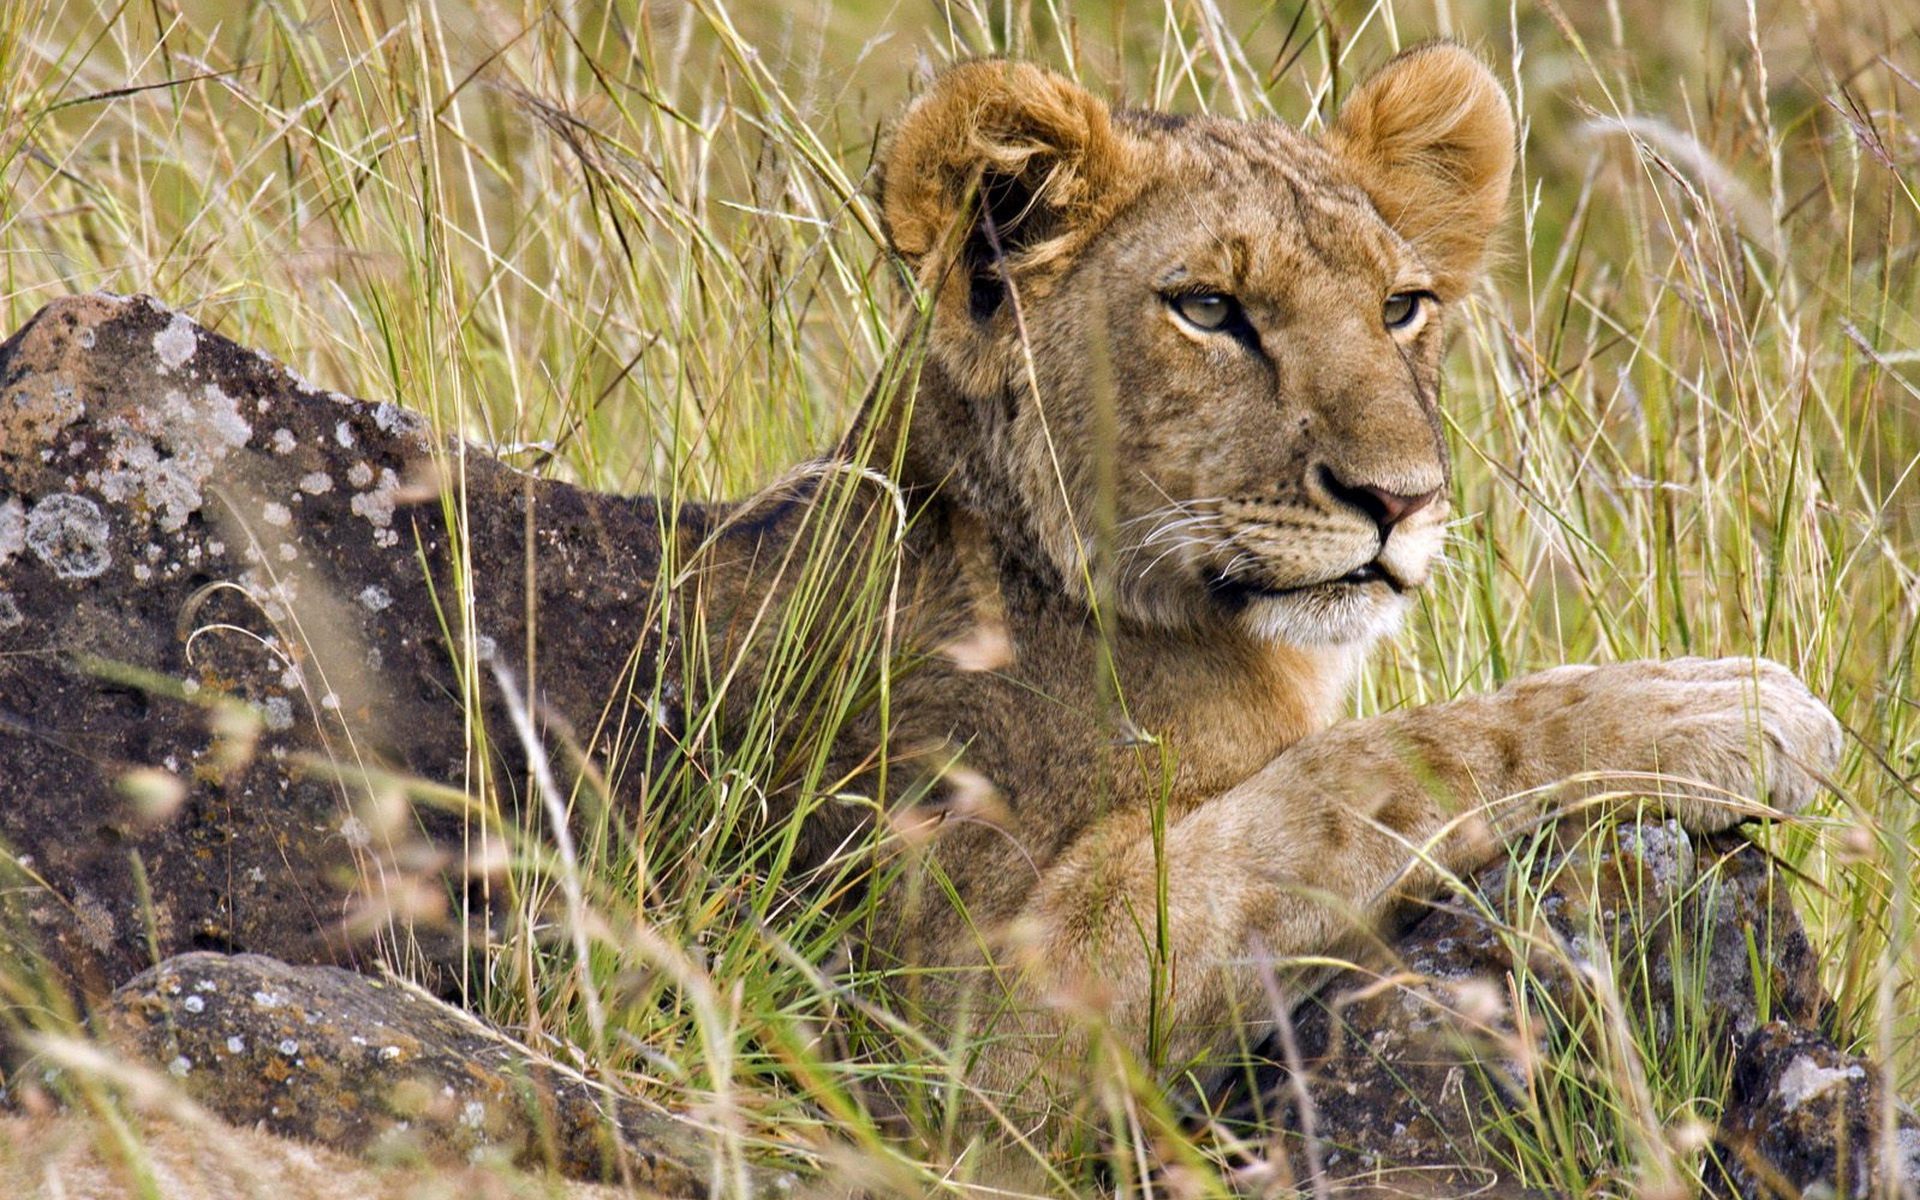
[1327,43,1515,298]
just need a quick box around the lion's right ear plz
[879,60,1130,316]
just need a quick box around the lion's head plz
[878,45,1514,648]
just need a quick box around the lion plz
[703,42,1842,1107]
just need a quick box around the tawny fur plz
[832,45,1837,1106]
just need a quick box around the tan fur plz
[836,45,1841,1108]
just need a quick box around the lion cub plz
[781,44,1844,1106]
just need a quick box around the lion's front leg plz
[983,657,1841,1101]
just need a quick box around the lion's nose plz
[1319,467,1442,535]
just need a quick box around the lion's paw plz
[1515,656,1841,834]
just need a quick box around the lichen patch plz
[1775,1054,1864,1109]
[350,466,401,548]
[372,401,426,439]
[85,383,254,533]
[194,383,253,447]
[0,496,24,566]
[25,493,112,579]
[153,311,199,371]
[262,696,294,731]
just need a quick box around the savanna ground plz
[0,0,1916,1196]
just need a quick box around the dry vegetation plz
[1,0,1917,1195]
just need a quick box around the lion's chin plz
[1233,582,1410,647]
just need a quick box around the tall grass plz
[2,0,1916,1195]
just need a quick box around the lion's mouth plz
[1333,562,1390,588]
[1205,559,1404,608]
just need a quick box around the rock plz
[5,948,794,1190]
[0,292,772,1192]
[0,293,682,999]
[61,951,791,1194]
[1714,1020,1920,1198]
[1241,823,1829,1194]
[0,1111,638,1200]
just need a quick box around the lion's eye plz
[1171,293,1238,332]
[1383,291,1426,330]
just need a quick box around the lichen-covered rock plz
[79,951,790,1194]
[0,1110,640,1199]
[0,293,680,999]
[1714,1020,1920,1199]
[1243,824,1826,1193]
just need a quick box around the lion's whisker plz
[1128,513,1227,553]
[1135,534,1214,580]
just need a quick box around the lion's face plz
[881,48,1514,648]
[1013,136,1454,645]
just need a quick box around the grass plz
[2,0,1918,1195]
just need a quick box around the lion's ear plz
[880,60,1130,315]
[1328,43,1515,297]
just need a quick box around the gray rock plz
[1715,1020,1920,1198]
[1243,824,1828,1194]
[0,292,768,1192]
[83,951,791,1194]
[0,293,681,999]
